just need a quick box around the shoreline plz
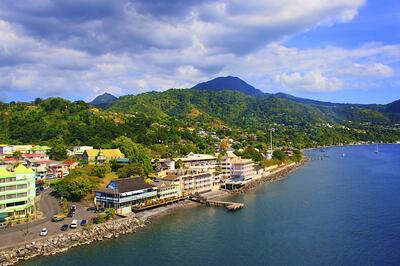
[302,142,400,151]
[0,160,305,266]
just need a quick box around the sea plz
[25,144,400,266]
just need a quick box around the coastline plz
[302,142,400,152]
[0,160,305,266]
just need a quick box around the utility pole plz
[268,128,275,159]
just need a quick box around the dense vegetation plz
[1,89,399,160]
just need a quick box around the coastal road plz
[0,194,99,250]
[0,189,62,249]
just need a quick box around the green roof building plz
[0,165,36,222]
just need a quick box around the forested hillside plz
[0,87,399,158]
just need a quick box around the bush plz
[93,213,107,224]
[272,150,286,161]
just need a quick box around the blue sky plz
[0,0,398,104]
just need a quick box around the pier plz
[189,195,244,211]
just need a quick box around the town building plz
[178,152,217,172]
[155,182,180,200]
[95,178,158,209]
[224,157,256,190]
[157,170,215,196]
[29,145,51,154]
[157,153,217,174]
[0,145,13,156]
[0,165,36,222]
[21,153,49,161]
[11,145,33,154]
[25,159,57,179]
[48,160,78,178]
[71,146,93,157]
[83,149,125,165]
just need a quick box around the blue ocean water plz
[25,145,400,266]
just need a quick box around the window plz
[6,177,16,182]
[17,193,27,198]
[0,204,5,209]
[17,184,27,189]
[6,185,16,191]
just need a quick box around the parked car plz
[80,219,87,226]
[40,228,48,236]
[71,205,77,212]
[0,223,7,229]
[70,220,78,229]
[60,224,68,231]
[86,207,96,212]
[67,212,74,218]
[51,214,66,222]
[46,175,55,179]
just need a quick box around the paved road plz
[0,190,97,249]
[1,189,60,235]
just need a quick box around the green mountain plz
[90,92,118,109]
[0,77,399,153]
[192,76,265,96]
[386,99,400,113]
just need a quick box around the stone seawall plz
[0,216,147,266]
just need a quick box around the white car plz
[40,228,48,236]
[70,220,78,229]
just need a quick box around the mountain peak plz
[191,76,265,96]
[89,92,118,108]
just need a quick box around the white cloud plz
[276,71,342,92]
[0,1,399,101]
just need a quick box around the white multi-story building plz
[157,170,215,196]
[224,157,256,190]
[230,157,255,181]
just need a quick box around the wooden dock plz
[189,195,244,211]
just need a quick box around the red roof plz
[21,153,47,158]
[61,160,76,165]
[31,160,56,164]
[2,158,19,162]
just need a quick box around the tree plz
[48,142,68,161]
[292,149,303,162]
[272,150,286,161]
[117,163,145,178]
[91,164,111,178]
[52,176,93,201]
[112,136,153,176]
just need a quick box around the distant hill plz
[90,93,117,108]
[192,76,265,96]
[386,99,400,113]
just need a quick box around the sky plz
[0,0,399,104]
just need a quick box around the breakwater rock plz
[0,216,146,266]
